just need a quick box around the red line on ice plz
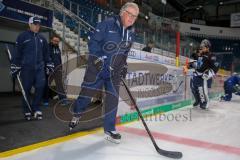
[117,126,240,156]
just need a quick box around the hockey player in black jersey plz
[188,39,219,109]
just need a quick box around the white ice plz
[2,95,240,160]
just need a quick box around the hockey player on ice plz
[186,39,219,109]
[220,73,240,101]
[68,2,139,144]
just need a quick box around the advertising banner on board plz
[0,0,53,28]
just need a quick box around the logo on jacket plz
[109,30,117,33]
[103,41,117,53]
[0,0,5,12]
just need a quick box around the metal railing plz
[52,0,95,32]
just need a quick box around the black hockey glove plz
[46,62,55,75]
[10,64,21,78]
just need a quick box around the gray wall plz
[0,43,13,92]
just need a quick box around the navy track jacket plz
[88,16,135,72]
[14,30,51,68]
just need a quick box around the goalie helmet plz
[200,39,211,49]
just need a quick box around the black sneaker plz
[104,131,121,144]
[69,116,80,131]
[24,112,32,121]
[34,111,43,120]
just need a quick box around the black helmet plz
[200,39,211,49]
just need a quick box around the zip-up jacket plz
[14,30,51,69]
[88,16,135,74]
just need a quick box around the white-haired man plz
[69,2,139,143]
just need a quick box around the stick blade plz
[156,147,183,159]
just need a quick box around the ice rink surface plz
[2,95,240,160]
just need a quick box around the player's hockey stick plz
[121,78,183,159]
[5,45,32,112]
[173,80,184,93]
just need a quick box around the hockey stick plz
[121,78,183,159]
[5,45,32,112]
[173,80,184,93]
[63,51,69,92]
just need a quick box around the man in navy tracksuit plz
[220,74,240,101]
[43,35,68,106]
[69,2,139,143]
[188,39,219,109]
[11,17,54,120]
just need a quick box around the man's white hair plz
[120,2,139,15]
